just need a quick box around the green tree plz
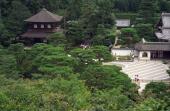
[8,43,32,78]
[92,26,116,46]
[81,65,133,91]
[91,89,132,111]
[137,0,159,25]
[0,15,12,46]
[66,0,83,20]
[66,21,85,46]
[144,82,169,97]
[81,0,115,39]
[135,24,156,41]
[48,32,67,46]
[114,0,141,12]
[0,75,91,111]
[120,28,140,46]
[167,69,170,76]
[0,46,18,79]
[43,75,91,110]
[133,98,167,111]
[92,45,113,62]
[70,48,97,72]
[0,19,6,45]
[30,44,77,78]
[143,82,170,110]
[158,0,170,12]
[5,1,31,42]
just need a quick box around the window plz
[34,24,38,28]
[47,24,52,28]
[41,24,44,28]
[142,52,148,57]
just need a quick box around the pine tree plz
[5,1,31,40]
[137,0,159,25]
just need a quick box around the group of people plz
[135,75,140,82]
[134,74,141,85]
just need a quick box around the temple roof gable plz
[25,8,63,23]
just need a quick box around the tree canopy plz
[0,0,169,110]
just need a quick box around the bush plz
[167,70,170,76]
[120,28,140,46]
[81,65,133,91]
[48,32,67,46]
[162,60,168,64]
[135,23,156,41]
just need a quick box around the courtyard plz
[103,60,170,92]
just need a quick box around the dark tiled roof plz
[156,13,170,40]
[156,29,170,40]
[21,31,52,38]
[135,42,170,51]
[25,8,63,23]
[112,48,134,50]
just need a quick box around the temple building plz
[156,13,170,41]
[112,38,170,60]
[21,8,63,44]
[135,39,170,60]
[112,13,170,61]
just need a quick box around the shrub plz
[167,70,170,76]
[135,23,156,41]
[120,28,140,46]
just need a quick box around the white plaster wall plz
[139,51,151,60]
[111,49,134,56]
[134,50,139,57]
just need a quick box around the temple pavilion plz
[21,8,63,45]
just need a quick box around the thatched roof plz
[25,8,63,23]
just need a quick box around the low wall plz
[111,48,137,56]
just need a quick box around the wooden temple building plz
[135,39,170,60]
[112,13,170,60]
[21,8,63,44]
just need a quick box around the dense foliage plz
[120,28,140,47]
[0,0,169,110]
[0,43,169,110]
[0,44,136,110]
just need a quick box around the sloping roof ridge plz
[44,8,62,20]
[25,8,63,22]
[162,12,170,16]
[144,41,170,44]
[162,27,170,29]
